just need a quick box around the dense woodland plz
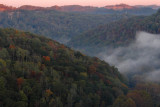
[90,7,156,15]
[0,28,130,107]
[68,9,160,55]
[0,10,131,43]
[59,5,156,15]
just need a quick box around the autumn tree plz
[88,65,96,74]
[17,77,24,89]
[43,56,50,61]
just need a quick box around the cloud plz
[145,69,160,82]
[99,31,160,82]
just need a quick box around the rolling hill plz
[0,9,130,43]
[0,4,16,11]
[68,9,160,55]
[0,28,128,107]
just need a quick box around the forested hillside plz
[68,9,160,55]
[0,28,128,107]
[60,4,156,15]
[0,10,130,43]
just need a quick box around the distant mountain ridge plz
[18,5,62,11]
[0,4,16,11]
[61,5,98,12]
[135,5,160,10]
[0,4,62,11]
[104,4,136,10]
[0,3,158,12]
[18,5,97,12]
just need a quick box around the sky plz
[1,0,160,7]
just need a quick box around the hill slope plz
[0,10,130,43]
[0,28,128,107]
[60,4,156,15]
[104,4,136,10]
[0,4,16,11]
[68,9,160,55]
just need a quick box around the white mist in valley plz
[99,31,160,82]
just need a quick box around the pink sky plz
[1,0,160,7]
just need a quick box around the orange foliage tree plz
[9,44,15,49]
[48,41,57,50]
[17,77,24,89]
[43,56,50,61]
[46,89,53,97]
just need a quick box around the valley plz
[0,3,160,107]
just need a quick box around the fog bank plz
[99,31,160,82]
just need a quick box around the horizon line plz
[1,3,160,8]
